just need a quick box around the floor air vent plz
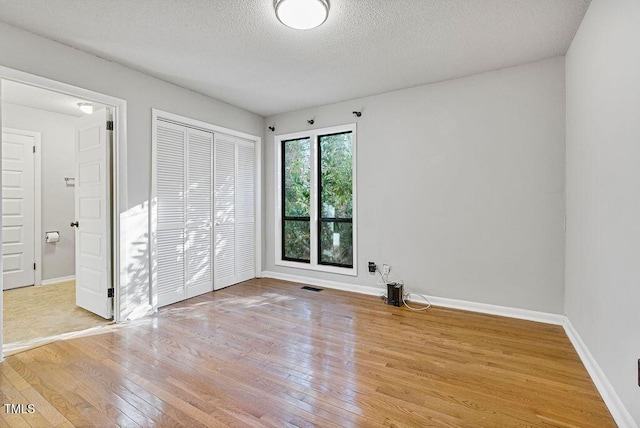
[301,286,323,292]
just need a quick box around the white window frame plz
[275,123,357,276]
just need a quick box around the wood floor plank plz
[11,351,121,427]
[93,327,346,428]
[1,278,615,427]
[0,375,57,428]
[58,340,182,427]
[0,363,69,427]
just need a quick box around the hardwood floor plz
[0,278,614,427]
[2,281,112,354]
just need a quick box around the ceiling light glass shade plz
[77,102,93,114]
[275,0,329,30]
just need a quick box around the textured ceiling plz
[0,0,590,117]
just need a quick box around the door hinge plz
[107,288,114,298]
[106,120,114,131]
[33,262,36,270]
[33,146,36,153]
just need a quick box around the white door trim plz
[1,127,42,287]
[0,66,128,360]
[151,109,262,311]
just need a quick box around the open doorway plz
[1,80,114,354]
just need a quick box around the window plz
[318,132,353,267]
[282,137,311,262]
[276,124,357,275]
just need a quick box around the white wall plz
[565,0,640,425]
[0,22,265,321]
[266,57,566,314]
[2,103,76,282]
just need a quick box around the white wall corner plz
[563,318,638,428]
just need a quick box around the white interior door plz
[214,134,256,290]
[74,108,112,319]
[155,121,213,307]
[2,129,36,290]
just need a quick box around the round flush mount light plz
[274,0,329,30]
[77,102,93,114]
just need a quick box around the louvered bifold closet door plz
[186,128,213,298]
[236,140,255,282]
[156,121,186,307]
[213,134,236,289]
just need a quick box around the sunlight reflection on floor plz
[159,292,297,318]
[3,322,121,356]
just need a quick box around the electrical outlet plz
[382,264,390,275]
[368,262,376,273]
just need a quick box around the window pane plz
[283,220,310,261]
[319,132,352,219]
[319,221,353,266]
[283,138,311,217]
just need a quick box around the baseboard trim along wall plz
[419,294,565,325]
[260,271,564,325]
[563,319,637,428]
[260,270,635,427]
[261,271,381,298]
[40,275,76,286]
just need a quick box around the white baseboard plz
[563,318,637,428]
[40,275,76,286]
[260,271,564,325]
[261,271,381,297]
[422,295,565,325]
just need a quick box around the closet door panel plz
[157,229,185,305]
[236,141,255,281]
[214,135,237,289]
[156,121,186,307]
[236,222,254,279]
[214,223,236,286]
[186,128,213,298]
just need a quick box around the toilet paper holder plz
[45,231,60,243]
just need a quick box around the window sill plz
[275,260,358,277]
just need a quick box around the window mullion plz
[309,132,319,267]
[280,140,286,262]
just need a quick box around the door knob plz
[70,221,79,228]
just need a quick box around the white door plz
[214,134,255,290]
[156,121,186,307]
[185,128,213,298]
[155,120,213,307]
[74,108,112,319]
[1,129,36,290]
[235,140,256,283]
[213,135,236,289]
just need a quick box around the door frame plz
[1,128,42,288]
[0,66,128,359]
[150,108,262,311]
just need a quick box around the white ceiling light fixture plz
[77,102,93,114]
[274,0,329,30]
